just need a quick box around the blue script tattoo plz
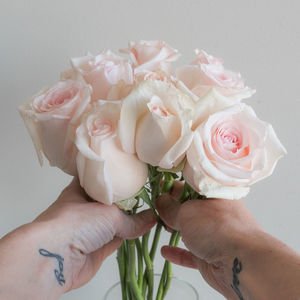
[231,257,244,300]
[39,249,66,286]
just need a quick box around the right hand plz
[156,181,263,300]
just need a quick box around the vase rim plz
[103,273,200,300]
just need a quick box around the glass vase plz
[102,274,200,300]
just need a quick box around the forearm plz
[222,231,300,300]
[0,222,71,300]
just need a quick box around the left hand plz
[0,178,156,299]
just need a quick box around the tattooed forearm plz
[39,249,66,286]
[231,257,244,300]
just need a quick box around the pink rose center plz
[212,121,249,160]
[90,118,115,137]
[152,105,168,117]
[33,81,80,113]
[147,96,172,118]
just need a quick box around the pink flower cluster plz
[19,40,286,203]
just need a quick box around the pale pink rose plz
[183,104,286,200]
[63,50,133,102]
[176,49,255,101]
[120,40,180,75]
[75,101,148,205]
[19,80,92,175]
[119,80,194,169]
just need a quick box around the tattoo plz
[231,257,244,300]
[39,249,66,286]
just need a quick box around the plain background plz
[1,0,299,299]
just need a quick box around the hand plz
[156,181,300,300]
[0,178,156,299]
[156,181,262,299]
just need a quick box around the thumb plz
[156,194,181,230]
[116,209,156,239]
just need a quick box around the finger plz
[159,180,183,199]
[116,209,156,239]
[161,246,206,270]
[156,194,181,230]
[170,181,184,198]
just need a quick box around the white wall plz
[0,1,299,299]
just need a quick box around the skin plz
[156,181,300,300]
[1,179,300,300]
[0,178,156,300]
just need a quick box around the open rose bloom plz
[19,79,92,175]
[183,104,286,199]
[20,40,286,205]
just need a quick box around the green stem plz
[162,232,181,299]
[142,272,147,298]
[150,172,174,261]
[135,238,144,289]
[178,182,190,203]
[142,232,154,300]
[150,171,163,200]
[128,240,143,300]
[161,173,174,194]
[155,263,167,300]
[140,188,159,221]
[155,231,180,300]
[142,222,163,295]
[124,241,133,299]
[117,242,127,300]
[150,222,163,261]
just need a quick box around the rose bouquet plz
[19,40,286,300]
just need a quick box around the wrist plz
[225,230,300,300]
[0,222,71,300]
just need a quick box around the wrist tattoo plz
[231,257,244,300]
[39,249,66,286]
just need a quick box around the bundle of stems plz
[116,166,203,300]
[116,167,180,300]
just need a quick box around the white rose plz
[75,101,148,205]
[119,79,194,169]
